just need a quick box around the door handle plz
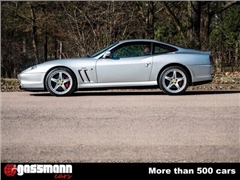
[145,63,151,67]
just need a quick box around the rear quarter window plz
[153,43,178,54]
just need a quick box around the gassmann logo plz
[4,163,72,177]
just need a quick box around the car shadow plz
[30,90,240,97]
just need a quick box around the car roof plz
[118,39,184,50]
[119,39,161,43]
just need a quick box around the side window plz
[112,42,151,58]
[153,43,177,54]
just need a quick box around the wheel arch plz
[43,66,78,91]
[157,63,192,86]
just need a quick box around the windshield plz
[90,41,119,58]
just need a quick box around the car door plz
[96,42,153,83]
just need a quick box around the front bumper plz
[18,72,46,91]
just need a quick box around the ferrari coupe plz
[18,39,214,96]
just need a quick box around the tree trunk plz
[235,41,239,72]
[147,1,155,39]
[188,1,201,49]
[200,3,211,51]
[59,41,62,59]
[55,36,58,59]
[44,28,48,61]
[28,2,39,64]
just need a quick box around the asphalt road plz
[1,90,240,163]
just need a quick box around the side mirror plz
[103,51,111,59]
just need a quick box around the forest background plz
[1,1,240,82]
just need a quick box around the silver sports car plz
[18,39,214,96]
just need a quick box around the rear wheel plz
[45,68,76,96]
[159,66,189,95]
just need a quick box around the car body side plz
[18,39,214,92]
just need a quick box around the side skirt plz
[77,81,158,90]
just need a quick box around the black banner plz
[1,162,240,179]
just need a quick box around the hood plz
[42,57,90,64]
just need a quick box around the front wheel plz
[159,66,189,95]
[45,67,76,96]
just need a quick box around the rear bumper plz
[189,64,214,83]
[192,73,214,86]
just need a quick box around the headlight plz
[31,65,37,70]
[21,65,37,73]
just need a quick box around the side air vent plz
[78,69,93,82]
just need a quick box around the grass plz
[1,78,19,85]
[1,78,21,92]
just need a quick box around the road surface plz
[1,90,239,162]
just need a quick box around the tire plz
[159,66,189,95]
[45,67,76,96]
